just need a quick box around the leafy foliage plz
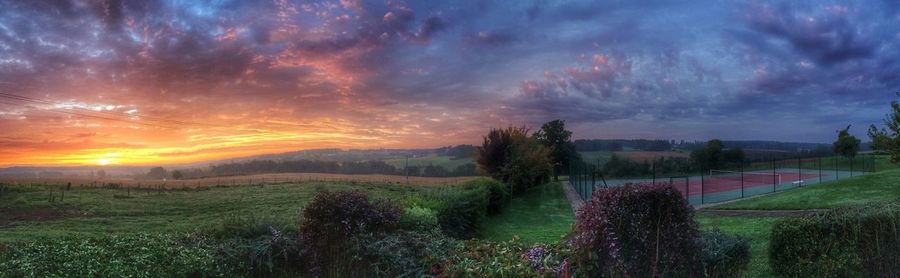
[868,124,890,153]
[769,201,900,277]
[0,234,222,277]
[572,183,703,277]
[351,230,459,277]
[534,119,580,178]
[476,126,553,194]
[443,238,569,277]
[399,206,439,232]
[701,230,751,278]
[298,190,402,276]
[833,125,861,158]
[691,139,745,170]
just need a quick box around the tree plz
[867,124,890,154]
[475,126,553,193]
[476,126,527,179]
[833,125,861,158]
[96,170,106,179]
[171,170,184,180]
[690,139,725,170]
[883,93,900,164]
[533,119,580,181]
[146,167,168,179]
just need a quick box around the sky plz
[0,0,898,166]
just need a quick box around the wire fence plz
[568,153,878,206]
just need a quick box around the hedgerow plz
[769,201,900,277]
[572,183,703,277]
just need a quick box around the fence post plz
[818,155,822,184]
[850,156,854,177]
[700,170,705,204]
[651,160,656,185]
[797,157,801,187]
[740,163,744,198]
[772,157,777,192]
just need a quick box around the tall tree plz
[146,167,168,179]
[533,120,580,181]
[476,126,528,180]
[833,125,861,158]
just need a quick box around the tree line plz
[140,160,479,180]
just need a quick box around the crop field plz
[0,172,477,189]
[613,151,689,161]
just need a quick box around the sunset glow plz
[1,1,898,167]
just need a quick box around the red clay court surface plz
[670,171,822,196]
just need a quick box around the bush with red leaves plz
[572,183,702,277]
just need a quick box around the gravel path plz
[560,181,584,214]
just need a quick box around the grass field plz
[0,182,439,242]
[479,183,574,245]
[713,167,900,210]
[696,215,781,278]
[383,155,474,170]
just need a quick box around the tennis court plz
[600,168,863,205]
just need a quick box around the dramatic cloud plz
[0,0,897,166]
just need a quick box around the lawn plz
[479,183,575,245]
[0,182,437,242]
[696,215,781,278]
[713,167,900,210]
[383,155,474,170]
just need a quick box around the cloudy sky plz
[0,0,898,166]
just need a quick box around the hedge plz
[701,230,751,278]
[769,201,900,277]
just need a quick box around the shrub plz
[298,190,401,276]
[769,201,900,277]
[212,214,296,239]
[215,221,304,276]
[701,230,751,278]
[399,206,439,232]
[351,230,460,277]
[0,234,222,277]
[572,183,702,277]
[431,185,490,239]
[468,178,509,214]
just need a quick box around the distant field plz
[578,151,613,166]
[0,181,444,242]
[0,172,476,189]
[383,155,474,170]
[613,151,688,161]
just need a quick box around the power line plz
[0,99,179,129]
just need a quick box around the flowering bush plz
[443,238,570,277]
[298,190,401,276]
[572,183,702,277]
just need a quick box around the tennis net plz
[709,170,781,185]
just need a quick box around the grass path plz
[479,183,574,245]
